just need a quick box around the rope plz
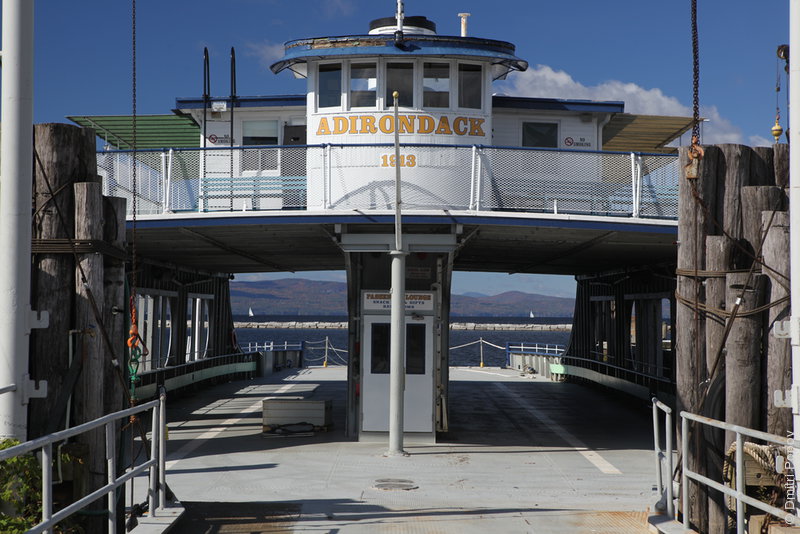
[675,292,789,319]
[722,442,788,530]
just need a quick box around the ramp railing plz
[0,393,167,534]
[97,144,679,219]
[676,410,800,532]
[651,397,675,519]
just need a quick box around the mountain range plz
[230,279,574,317]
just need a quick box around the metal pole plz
[652,400,663,496]
[388,91,407,456]
[106,423,117,534]
[735,432,744,534]
[42,443,52,534]
[149,403,158,517]
[159,388,166,510]
[0,0,36,440]
[666,408,674,518]
[681,415,689,528]
[790,0,800,511]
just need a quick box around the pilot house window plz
[318,63,342,108]
[350,63,377,107]
[423,62,449,108]
[458,64,482,109]
[385,62,414,108]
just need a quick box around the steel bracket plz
[774,385,800,414]
[20,374,47,404]
[28,309,49,330]
[773,320,792,339]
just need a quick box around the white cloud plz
[245,41,286,69]
[499,64,744,145]
[748,134,773,147]
[323,0,356,16]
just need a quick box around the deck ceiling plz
[130,213,677,276]
[602,114,695,154]
[68,115,200,149]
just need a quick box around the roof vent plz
[369,16,437,35]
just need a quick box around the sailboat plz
[529,310,535,319]
[248,307,254,317]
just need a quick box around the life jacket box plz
[262,397,332,430]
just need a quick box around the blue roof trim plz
[175,94,305,110]
[271,34,528,74]
[130,213,677,234]
[492,96,624,114]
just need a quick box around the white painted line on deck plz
[165,383,294,469]
[461,368,517,378]
[493,382,622,475]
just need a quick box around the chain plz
[690,0,700,143]
[129,0,141,402]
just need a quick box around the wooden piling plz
[724,272,766,447]
[73,182,107,527]
[29,124,97,439]
[704,235,730,534]
[762,211,791,436]
[773,143,789,188]
[676,145,720,531]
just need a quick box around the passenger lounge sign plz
[363,291,435,312]
[316,114,486,137]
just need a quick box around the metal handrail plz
[651,397,674,519]
[0,395,166,534]
[566,352,675,385]
[680,410,800,532]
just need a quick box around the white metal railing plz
[680,410,800,532]
[506,342,566,355]
[0,393,167,534]
[651,397,675,518]
[98,144,679,219]
[245,340,304,352]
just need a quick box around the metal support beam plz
[0,0,40,440]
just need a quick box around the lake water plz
[234,315,572,368]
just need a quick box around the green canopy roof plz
[68,114,200,150]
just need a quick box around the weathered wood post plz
[763,211,791,436]
[676,145,720,531]
[73,182,107,529]
[704,234,730,534]
[724,272,767,446]
[29,124,97,438]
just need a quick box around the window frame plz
[317,61,344,110]
[521,121,560,149]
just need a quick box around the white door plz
[361,315,434,432]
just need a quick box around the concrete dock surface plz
[141,366,660,533]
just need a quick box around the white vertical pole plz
[790,0,800,510]
[388,91,407,456]
[0,0,36,440]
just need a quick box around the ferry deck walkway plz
[141,366,660,533]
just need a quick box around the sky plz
[14,0,792,297]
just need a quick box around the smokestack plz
[458,12,470,37]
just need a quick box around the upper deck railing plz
[97,144,680,220]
